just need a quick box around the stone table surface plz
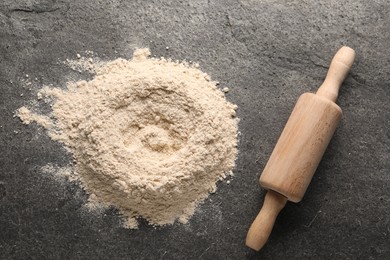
[1,0,389,259]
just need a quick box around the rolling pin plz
[246,46,356,251]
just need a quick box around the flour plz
[63,51,104,73]
[41,164,78,182]
[18,106,53,129]
[17,48,239,228]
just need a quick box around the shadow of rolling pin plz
[246,46,356,251]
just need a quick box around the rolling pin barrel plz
[246,46,356,251]
[259,92,342,202]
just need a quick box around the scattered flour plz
[18,107,53,129]
[17,48,239,228]
[41,164,79,182]
[64,53,105,73]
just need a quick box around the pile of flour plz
[18,49,238,228]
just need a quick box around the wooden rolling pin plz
[246,46,356,251]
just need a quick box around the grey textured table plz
[1,0,389,259]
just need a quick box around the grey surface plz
[0,0,389,259]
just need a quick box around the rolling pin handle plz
[316,46,356,102]
[245,190,288,251]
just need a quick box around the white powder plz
[63,54,104,73]
[18,106,53,129]
[18,48,239,228]
[41,164,79,182]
